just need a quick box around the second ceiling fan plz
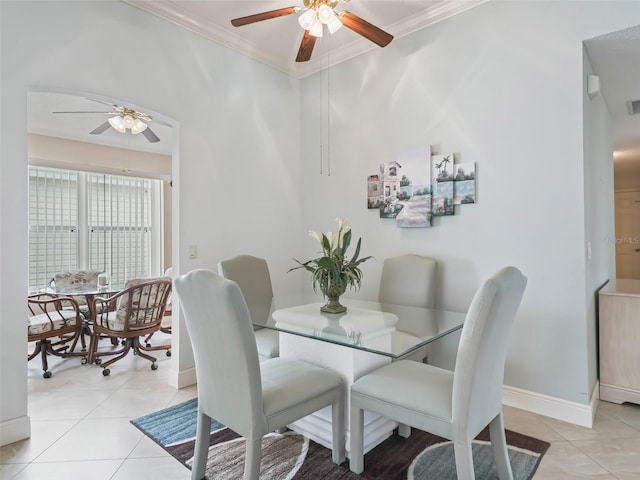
[54,101,161,143]
[231,0,393,62]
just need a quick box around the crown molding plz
[124,0,488,79]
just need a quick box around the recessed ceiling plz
[28,3,640,162]
[123,0,487,78]
[127,0,639,156]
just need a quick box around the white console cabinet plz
[599,279,640,405]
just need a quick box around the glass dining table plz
[253,296,466,455]
[41,284,121,321]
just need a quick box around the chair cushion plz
[260,357,342,419]
[391,331,427,362]
[28,310,79,336]
[351,360,454,437]
[113,277,164,328]
[53,270,101,306]
[255,328,279,359]
[53,270,100,288]
[160,314,172,330]
[101,311,124,331]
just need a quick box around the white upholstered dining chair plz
[217,255,279,361]
[174,269,345,480]
[378,254,438,362]
[351,266,527,479]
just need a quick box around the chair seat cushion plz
[100,310,157,332]
[351,360,453,437]
[392,330,427,361]
[160,314,172,330]
[260,357,342,420]
[255,328,279,359]
[28,310,79,336]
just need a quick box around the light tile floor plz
[2,335,640,479]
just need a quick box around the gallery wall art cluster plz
[367,145,476,228]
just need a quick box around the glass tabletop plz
[41,285,120,296]
[254,297,465,359]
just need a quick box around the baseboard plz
[168,366,196,390]
[502,381,599,428]
[600,383,640,405]
[0,415,31,447]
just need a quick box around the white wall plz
[1,0,302,445]
[28,133,172,178]
[298,1,640,406]
[4,0,640,445]
[583,49,617,396]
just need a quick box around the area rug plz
[132,398,550,479]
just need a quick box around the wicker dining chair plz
[143,267,173,354]
[28,293,85,378]
[88,277,172,376]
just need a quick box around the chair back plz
[218,255,274,325]
[97,278,171,332]
[51,270,102,306]
[52,270,101,290]
[174,269,266,435]
[451,266,527,438]
[378,254,437,308]
[27,293,81,338]
[163,267,173,314]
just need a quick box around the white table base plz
[279,332,397,455]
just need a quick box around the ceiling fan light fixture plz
[298,8,317,30]
[108,115,127,133]
[309,19,323,37]
[122,114,135,129]
[318,4,333,23]
[327,13,343,33]
[130,118,148,134]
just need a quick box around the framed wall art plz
[366,147,476,228]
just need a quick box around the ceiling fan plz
[53,101,161,143]
[231,0,393,62]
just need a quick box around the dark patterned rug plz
[132,398,550,479]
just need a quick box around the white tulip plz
[338,225,350,248]
[309,230,323,244]
[336,218,350,231]
[326,231,336,250]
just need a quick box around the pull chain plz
[318,32,332,176]
[326,40,331,176]
[320,68,324,175]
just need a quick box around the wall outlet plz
[587,241,592,260]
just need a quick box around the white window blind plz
[88,173,153,288]
[28,168,78,289]
[28,166,161,291]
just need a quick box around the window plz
[28,166,162,290]
[28,168,78,289]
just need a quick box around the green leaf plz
[320,234,331,254]
[350,237,362,263]
[353,255,374,267]
[341,229,352,253]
